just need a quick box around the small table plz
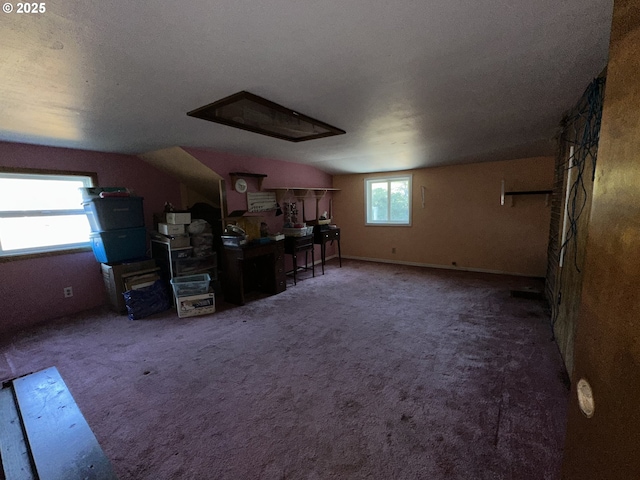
[284,235,315,285]
[314,226,342,274]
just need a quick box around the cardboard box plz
[166,212,191,224]
[101,259,157,314]
[176,292,215,318]
[158,223,185,235]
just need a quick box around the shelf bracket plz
[501,179,513,206]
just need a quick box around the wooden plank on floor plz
[0,386,36,480]
[12,367,118,480]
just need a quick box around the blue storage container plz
[83,197,144,232]
[90,227,147,263]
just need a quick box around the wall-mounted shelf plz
[267,187,339,199]
[267,187,340,221]
[501,180,552,206]
[504,190,553,195]
[230,172,267,191]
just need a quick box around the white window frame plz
[365,174,412,226]
[0,169,97,257]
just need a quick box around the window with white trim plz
[0,170,96,257]
[365,175,412,226]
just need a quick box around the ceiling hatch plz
[187,91,346,142]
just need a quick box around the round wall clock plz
[234,178,248,193]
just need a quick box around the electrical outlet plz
[392,247,396,254]
[451,261,457,267]
[63,286,73,298]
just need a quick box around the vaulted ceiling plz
[0,0,613,174]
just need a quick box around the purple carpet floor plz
[0,259,569,479]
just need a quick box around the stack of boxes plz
[158,212,192,247]
[153,211,217,318]
[82,188,163,315]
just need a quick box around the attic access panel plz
[187,91,346,142]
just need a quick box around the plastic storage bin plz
[170,273,211,297]
[90,227,147,263]
[83,197,144,232]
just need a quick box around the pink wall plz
[0,141,182,334]
[0,253,101,333]
[184,147,333,211]
[0,143,338,334]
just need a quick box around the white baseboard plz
[340,255,543,278]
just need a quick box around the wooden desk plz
[222,240,285,305]
[314,227,342,274]
[284,235,315,285]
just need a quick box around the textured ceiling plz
[0,0,613,174]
